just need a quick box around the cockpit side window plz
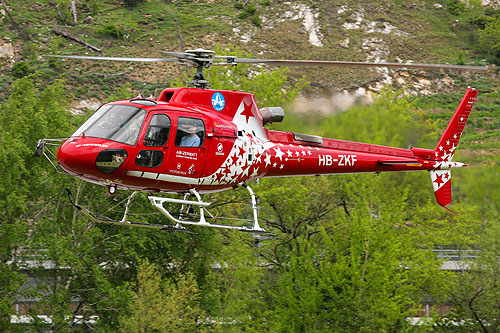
[72,104,146,146]
[175,117,205,148]
[144,114,171,147]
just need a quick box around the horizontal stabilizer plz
[377,159,420,166]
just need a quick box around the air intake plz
[260,107,284,125]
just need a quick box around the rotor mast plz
[183,48,215,89]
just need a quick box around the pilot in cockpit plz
[179,125,200,147]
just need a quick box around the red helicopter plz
[35,49,487,233]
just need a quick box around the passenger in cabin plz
[112,152,126,164]
[124,125,140,145]
[179,126,200,147]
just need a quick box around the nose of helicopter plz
[57,138,99,176]
[57,138,128,177]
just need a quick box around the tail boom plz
[261,88,476,214]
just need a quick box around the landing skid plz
[66,183,266,234]
[149,184,266,233]
[66,188,191,232]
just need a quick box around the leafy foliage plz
[226,175,454,331]
[476,16,500,64]
[0,76,72,329]
[11,62,30,78]
[438,189,500,331]
[120,260,205,332]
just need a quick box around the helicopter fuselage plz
[57,87,471,195]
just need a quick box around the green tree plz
[439,219,500,332]
[120,260,205,332]
[261,176,453,331]
[23,177,221,331]
[201,233,267,331]
[437,160,500,331]
[0,76,71,330]
[477,16,500,63]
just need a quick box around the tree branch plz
[52,28,101,52]
[1,0,30,40]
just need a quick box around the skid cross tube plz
[148,185,266,233]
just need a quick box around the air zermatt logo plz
[211,92,225,111]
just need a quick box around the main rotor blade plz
[232,58,490,71]
[44,55,181,63]
[157,51,193,58]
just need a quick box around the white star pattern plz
[250,167,259,178]
[274,147,285,161]
[264,154,272,167]
[186,97,319,187]
[242,166,250,177]
[201,99,280,186]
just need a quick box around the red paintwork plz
[57,87,477,210]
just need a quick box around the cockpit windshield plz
[72,104,146,145]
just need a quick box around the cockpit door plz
[125,112,172,187]
[166,115,210,180]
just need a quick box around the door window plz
[135,150,163,168]
[175,117,205,148]
[144,114,171,147]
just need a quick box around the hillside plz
[0,1,496,89]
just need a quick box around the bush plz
[238,4,257,19]
[12,62,30,78]
[446,0,465,16]
[476,17,500,64]
[251,14,261,27]
[98,24,125,39]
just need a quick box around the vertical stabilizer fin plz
[434,88,477,162]
[429,88,477,215]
